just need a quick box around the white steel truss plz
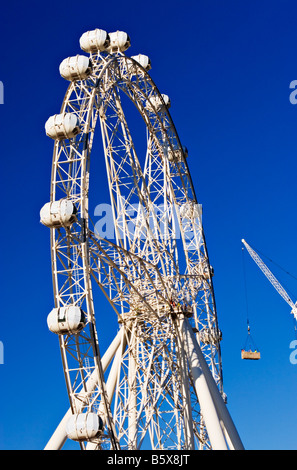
[42,30,243,450]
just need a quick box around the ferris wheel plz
[41,28,243,451]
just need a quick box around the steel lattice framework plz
[42,29,243,451]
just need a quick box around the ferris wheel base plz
[44,321,244,451]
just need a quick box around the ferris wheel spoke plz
[87,232,173,316]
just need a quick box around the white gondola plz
[199,327,222,345]
[59,55,92,81]
[130,54,151,71]
[47,306,87,334]
[146,93,171,112]
[79,29,110,52]
[107,31,131,52]
[180,201,200,220]
[45,113,80,140]
[66,413,103,441]
[167,145,188,162]
[40,199,77,228]
[203,265,214,279]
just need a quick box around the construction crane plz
[241,239,297,320]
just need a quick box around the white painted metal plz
[181,317,228,450]
[181,317,244,450]
[42,28,242,450]
[242,239,297,319]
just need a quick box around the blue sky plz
[1,0,297,450]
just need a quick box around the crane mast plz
[241,239,297,320]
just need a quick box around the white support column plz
[181,318,227,450]
[177,319,195,449]
[128,327,137,449]
[182,318,244,450]
[44,328,123,450]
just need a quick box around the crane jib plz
[241,239,296,314]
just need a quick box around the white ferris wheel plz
[40,28,243,451]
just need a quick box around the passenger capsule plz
[59,55,92,81]
[167,145,188,162]
[79,29,110,52]
[204,265,214,279]
[47,306,87,334]
[130,54,151,71]
[40,199,77,228]
[45,113,80,140]
[146,94,171,112]
[180,201,200,219]
[200,327,222,345]
[107,31,131,52]
[66,412,103,441]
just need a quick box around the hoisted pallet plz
[241,349,261,360]
[241,325,261,360]
[241,243,261,361]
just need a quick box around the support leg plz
[44,328,123,450]
[181,318,244,450]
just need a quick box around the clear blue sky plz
[1,0,297,450]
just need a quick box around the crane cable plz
[241,245,260,352]
[242,245,250,330]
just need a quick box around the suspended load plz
[40,199,77,228]
[241,325,261,360]
[107,31,131,52]
[241,350,261,360]
[47,306,87,334]
[79,29,110,52]
[130,54,151,71]
[59,55,92,81]
[66,412,103,441]
[45,113,80,140]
